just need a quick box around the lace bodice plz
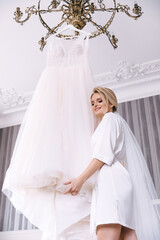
[47,37,88,67]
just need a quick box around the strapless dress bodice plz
[47,37,88,67]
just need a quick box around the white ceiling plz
[0,0,160,93]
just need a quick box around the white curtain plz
[0,125,37,231]
[118,94,160,196]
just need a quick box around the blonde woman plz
[64,87,160,240]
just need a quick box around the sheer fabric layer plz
[2,37,97,239]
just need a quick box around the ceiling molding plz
[0,88,32,114]
[0,59,160,128]
[94,59,160,84]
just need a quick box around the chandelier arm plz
[39,9,62,14]
[45,19,67,39]
[100,0,116,30]
[83,0,116,35]
[103,10,116,29]
[117,4,143,19]
[105,30,118,48]
[87,19,104,37]
[13,12,31,25]
[38,0,52,32]
[89,30,102,39]
[38,12,52,32]
[63,0,70,5]
[93,8,117,12]
[13,5,38,25]
[83,0,89,5]
[86,18,118,48]
[89,7,116,34]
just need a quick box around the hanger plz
[55,24,92,37]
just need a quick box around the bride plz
[63,87,160,240]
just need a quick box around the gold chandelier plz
[13,0,143,51]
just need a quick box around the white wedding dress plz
[2,36,97,239]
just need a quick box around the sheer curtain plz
[0,94,160,231]
[118,94,160,196]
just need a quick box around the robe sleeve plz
[92,114,118,166]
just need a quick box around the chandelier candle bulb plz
[14,7,23,20]
[132,4,142,16]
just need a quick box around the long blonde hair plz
[90,87,118,112]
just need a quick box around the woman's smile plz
[95,106,101,112]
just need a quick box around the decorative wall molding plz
[0,88,32,114]
[94,58,160,103]
[0,59,160,128]
[0,89,33,128]
[94,59,160,84]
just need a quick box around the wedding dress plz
[2,36,97,239]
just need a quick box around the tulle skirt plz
[2,60,97,239]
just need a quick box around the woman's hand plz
[63,158,104,196]
[63,176,85,196]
